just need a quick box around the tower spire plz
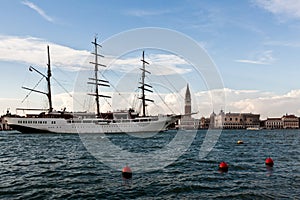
[184,83,191,115]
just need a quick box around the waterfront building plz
[265,118,283,129]
[208,111,217,129]
[264,114,299,129]
[282,114,299,129]
[199,117,210,129]
[211,110,260,129]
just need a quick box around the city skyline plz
[1,0,300,119]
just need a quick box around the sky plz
[1,0,300,119]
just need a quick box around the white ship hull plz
[4,115,178,134]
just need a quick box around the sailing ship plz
[3,38,181,134]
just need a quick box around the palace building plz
[210,110,260,129]
[265,114,299,129]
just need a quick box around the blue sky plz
[1,0,300,119]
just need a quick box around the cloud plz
[264,40,300,47]
[254,0,300,20]
[109,87,300,119]
[0,35,192,75]
[0,35,90,71]
[235,50,274,65]
[235,59,268,65]
[222,88,300,119]
[22,0,54,22]
[103,53,192,76]
[192,87,300,119]
[0,92,75,115]
[125,9,171,17]
[3,86,300,120]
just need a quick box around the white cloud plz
[104,53,191,76]
[22,0,54,22]
[192,88,300,119]
[53,92,74,111]
[0,35,191,76]
[235,50,274,65]
[223,88,300,119]
[0,92,74,115]
[235,59,268,65]
[109,87,300,120]
[0,98,23,114]
[264,40,300,47]
[125,9,171,17]
[254,0,300,20]
[2,86,300,120]
[0,35,90,71]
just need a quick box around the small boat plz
[246,127,261,131]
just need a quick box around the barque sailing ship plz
[3,38,181,134]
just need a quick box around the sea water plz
[0,129,299,199]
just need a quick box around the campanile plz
[184,84,191,115]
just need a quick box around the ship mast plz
[21,45,53,113]
[46,45,53,113]
[88,37,111,118]
[139,51,154,117]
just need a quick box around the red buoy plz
[122,165,132,179]
[219,161,228,172]
[265,157,274,167]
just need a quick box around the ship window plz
[39,121,42,124]
[18,121,22,124]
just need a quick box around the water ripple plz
[0,130,299,199]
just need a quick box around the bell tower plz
[184,84,191,115]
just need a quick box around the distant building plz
[179,84,200,129]
[177,85,300,130]
[282,114,299,129]
[210,110,260,129]
[184,84,191,115]
[264,114,299,129]
[199,117,210,129]
[209,111,217,129]
[265,118,283,129]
